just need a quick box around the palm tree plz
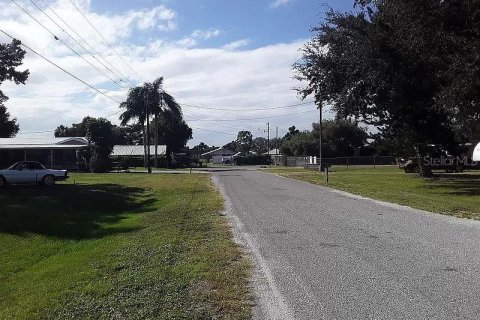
[119,86,148,166]
[148,77,182,167]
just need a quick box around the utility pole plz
[275,126,279,166]
[145,85,152,174]
[155,92,162,168]
[318,104,323,172]
[267,122,270,155]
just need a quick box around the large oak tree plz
[0,39,29,137]
[294,0,480,176]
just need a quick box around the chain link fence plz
[280,156,399,168]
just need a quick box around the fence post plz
[374,155,376,169]
[346,157,349,170]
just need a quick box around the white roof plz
[112,145,166,156]
[0,137,88,149]
[201,148,236,156]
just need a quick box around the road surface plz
[213,169,480,319]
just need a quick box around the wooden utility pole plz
[267,122,270,155]
[145,85,152,174]
[318,105,323,172]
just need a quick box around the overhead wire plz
[38,0,136,87]
[181,100,315,112]
[67,0,142,80]
[186,109,317,122]
[10,0,125,89]
[30,0,131,88]
[0,29,122,105]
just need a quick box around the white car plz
[0,161,69,187]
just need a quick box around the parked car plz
[400,156,464,173]
[0,161,69,187]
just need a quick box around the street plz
[213,169,480,319]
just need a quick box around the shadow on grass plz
[0,183,156,239]
[426,173,480,196]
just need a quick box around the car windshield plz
[7,162,46,170]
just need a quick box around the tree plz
[0,39,29,137]
[236,131,253,154]
[252,137,268,154]
[280,131,317,157]
[147,77,183,167]
[157,112,192,165]
[0,105,19,138]
[120,78,184,168]
[119,87,147,165]
[85,118,115,173]
[283,126,300,141]
[294,1,480,176]
[54,116,93,137]
[223,141,237,152]
[312,119,368,157]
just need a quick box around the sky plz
[0,0,355,147]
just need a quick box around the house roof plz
[201,148,235,156]
[0,137,88,150]
[112,145,166,156]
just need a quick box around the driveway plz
[213,169,480,319]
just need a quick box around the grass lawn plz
[265,166,480,219]
[0,173,251,319]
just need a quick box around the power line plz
[67,0,141,79]
[30,0,130,87]
[10,0,124,89]
[38,0,136,87]
[186,109,317,122]
[0,29,122,104]
[192,127,237,136]
[181,100,315,112]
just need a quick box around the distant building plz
[201,148,236,164]
[0,137,88,169]
[0,137,167,169]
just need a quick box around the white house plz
[201,148,236,164]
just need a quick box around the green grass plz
[265,166,480,219]
[0,173,251,319]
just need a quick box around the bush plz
[235,155,272,166]
[90,154,112,173]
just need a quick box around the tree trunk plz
[415,146,433,177]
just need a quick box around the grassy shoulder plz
[265,166,480,219]
[0,173,251,319]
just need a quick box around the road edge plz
[211,174,294,320]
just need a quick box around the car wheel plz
[0,176,5,188]
[42,175,55,186]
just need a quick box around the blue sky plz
[1,0,358,147]
[92,0,354,49]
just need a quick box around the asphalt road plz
[213,169,480,319]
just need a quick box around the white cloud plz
[176,28,221,48]
[191,28,221,40]
[0,1,321,147]
[222,39,250,50]
[270,0,294,9]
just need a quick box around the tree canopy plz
[0,39,29,137]
[236,131,253,154]
[294,0,480,175]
